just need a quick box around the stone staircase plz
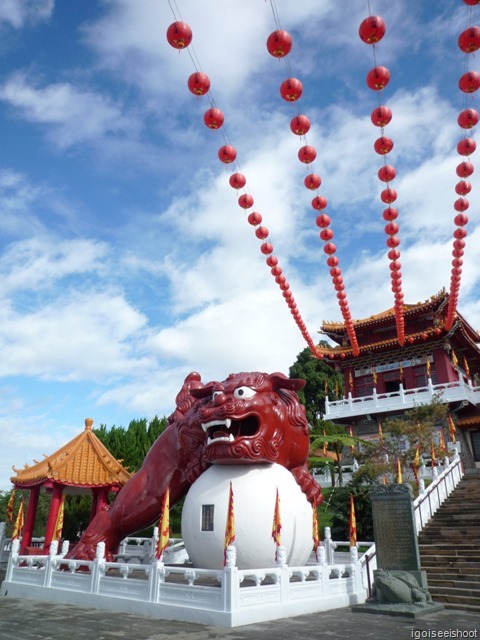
[418,469,480,612]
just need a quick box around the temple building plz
[10,418,131,554]
[318,289,480,468]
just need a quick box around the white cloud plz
[0,72,138,149]
[0,0,53,29]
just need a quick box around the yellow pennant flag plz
[53,495,65,541]
[6,489,16,525]
[224,482,235,565]
[312,498,320,558]
[426,356,431,378]
[451,349,459,369]
[372,367,377,386]
[378,420,384,444]
[272,488,282,547]
[411,447,421,485]
[431,439,437,468]
[156,487,170,560]
[448,414,457,444]
[349,494,357,547]
[399,362,403,379]
[324,379,329,395]
[396,458,403,484]
[348,426,354,453]
[12,498,25,540]
[439,429,447,453]
[349,370,354,391]
[464,356,471,379]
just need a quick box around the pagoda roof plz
[11,418,131,489]
[321,289,448,337]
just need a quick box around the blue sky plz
[0,0,479,489]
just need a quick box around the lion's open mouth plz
[201,416,259,446]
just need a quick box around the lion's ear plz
[190,384,214,399]
[269,372,305,392]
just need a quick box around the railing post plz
[91,541,105,594]
[399,383,405,403]
[324,527,336,564]
[373,388,378,407]
[5,539,20,582]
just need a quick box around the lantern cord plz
[166,7,320,356]
[269,0,283,32]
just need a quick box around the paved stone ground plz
[0,572,478,640]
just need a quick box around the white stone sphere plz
[181,463,313,570]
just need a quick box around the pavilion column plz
[43,483,64,552]
[20,484,41,552]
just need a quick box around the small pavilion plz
[10,418,131,554]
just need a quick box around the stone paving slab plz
[0,595,478,640]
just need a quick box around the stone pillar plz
[20,484,41,552]
[43,484,64,552]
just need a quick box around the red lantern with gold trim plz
[218,145,237,164]
[290,115,310,135]
[312,195,328,210]
[458,108,479,129]
[305,173,321,190]
[187,72,210,96]
[455,180,471,195]
[166,22,192,49]
[316,213,330,228]
[204,108,224,129]
[378,165,396,182]
[371,106,392,127]
[247,211,262,226]
[458,27,480,53]
[229,173,246,189]
[459,71,480,93]
[255,226,269,239]
[298,145,317,164]
[324,242,337,255]
[266,255,278,267]
[374,137,394,155]
[457,138,476,156]
[238,193,254,209]
[280,78,303,102]
[320,228,334,241]
[454,212,468,226]
[359,15,386,44]
[267,30,293,58]
[454,197,469,212]
[456,161,474,178]
[366,66,390,91]
[381,187,397,203]
[260,242,274,255]
[383,207,398,221]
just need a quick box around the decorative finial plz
[85,418,94,430]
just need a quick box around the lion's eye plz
[212,390,223,400]
[233,386,256,399]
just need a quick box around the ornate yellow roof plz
[11,418,131,489]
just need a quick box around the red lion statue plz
[68,371,322,561]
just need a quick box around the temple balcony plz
[323,376,480,420]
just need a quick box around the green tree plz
[289,344,344,424]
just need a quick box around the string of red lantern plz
[445,0,480,330]
[266,0,361,358]
[359,11,405,347]
[166,13,323,357]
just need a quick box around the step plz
[419,549,477,558]
[429,591,480,608]
[428,578,480,590]
[441,602,480,613]
[421,563,480,576]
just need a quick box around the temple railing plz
[324,377,480,420]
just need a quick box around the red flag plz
[53,495,65,541]
[12,498,25,540]
[349,494,357,547]
[224,482,235,565]
[156,488,170,560]
[448,414,457,444]
[272,488,282,547]
[312,498,320,558]
[6,489,16,525]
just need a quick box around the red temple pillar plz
[20,484,41,552]
[43,483,64,552]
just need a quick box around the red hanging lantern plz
[312,195,328,210]
[371,106,393,127]
[267,30,293,58]
[452,246,464,258]
[381,187,397,203]
[260,242,274,255]
[454,212,468,226]
[388,249,400,260]
[298,145,317,164]
[323,242,337,255]
[385,222,399,235]
[316,213,330,228]
[332,275,343,286]
[283,290,293,299]
[454,238,466,250]
[454,197,469,212]
[374,136,394,155]
[166,22,193,49]
[459,70,480,93]
[266,255,278,267]
[458,108,479,129]
[255,225,269,239]
[456,161,474,177]
[383,207,398,221]
[366,66,390,91]
[187,72,210,96]
[204,107,224,129]
[457,138,476,156]
[229,173,246,189]
[359,15,386,44]
[378,165,396,182]
[218,145,237,164]
[458,27,480,53]
[337,291,347,300]
[238,193,254,209]
[247,211,262,226]
[386,235,400,248]
[455,180,471,195]
[330,267,341,277]
[390,260,402,271]
[454,227,468,239]
[464,0,480,5]
[327,256,339,267]
[290,115,310,135]
[320,228,334,241]
[452,257,463,267]
[271,265,282,276]
[304,173,321,190]
[280,78,303,102]
[276,274,287,285]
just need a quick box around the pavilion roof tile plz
[11,418,131,488]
